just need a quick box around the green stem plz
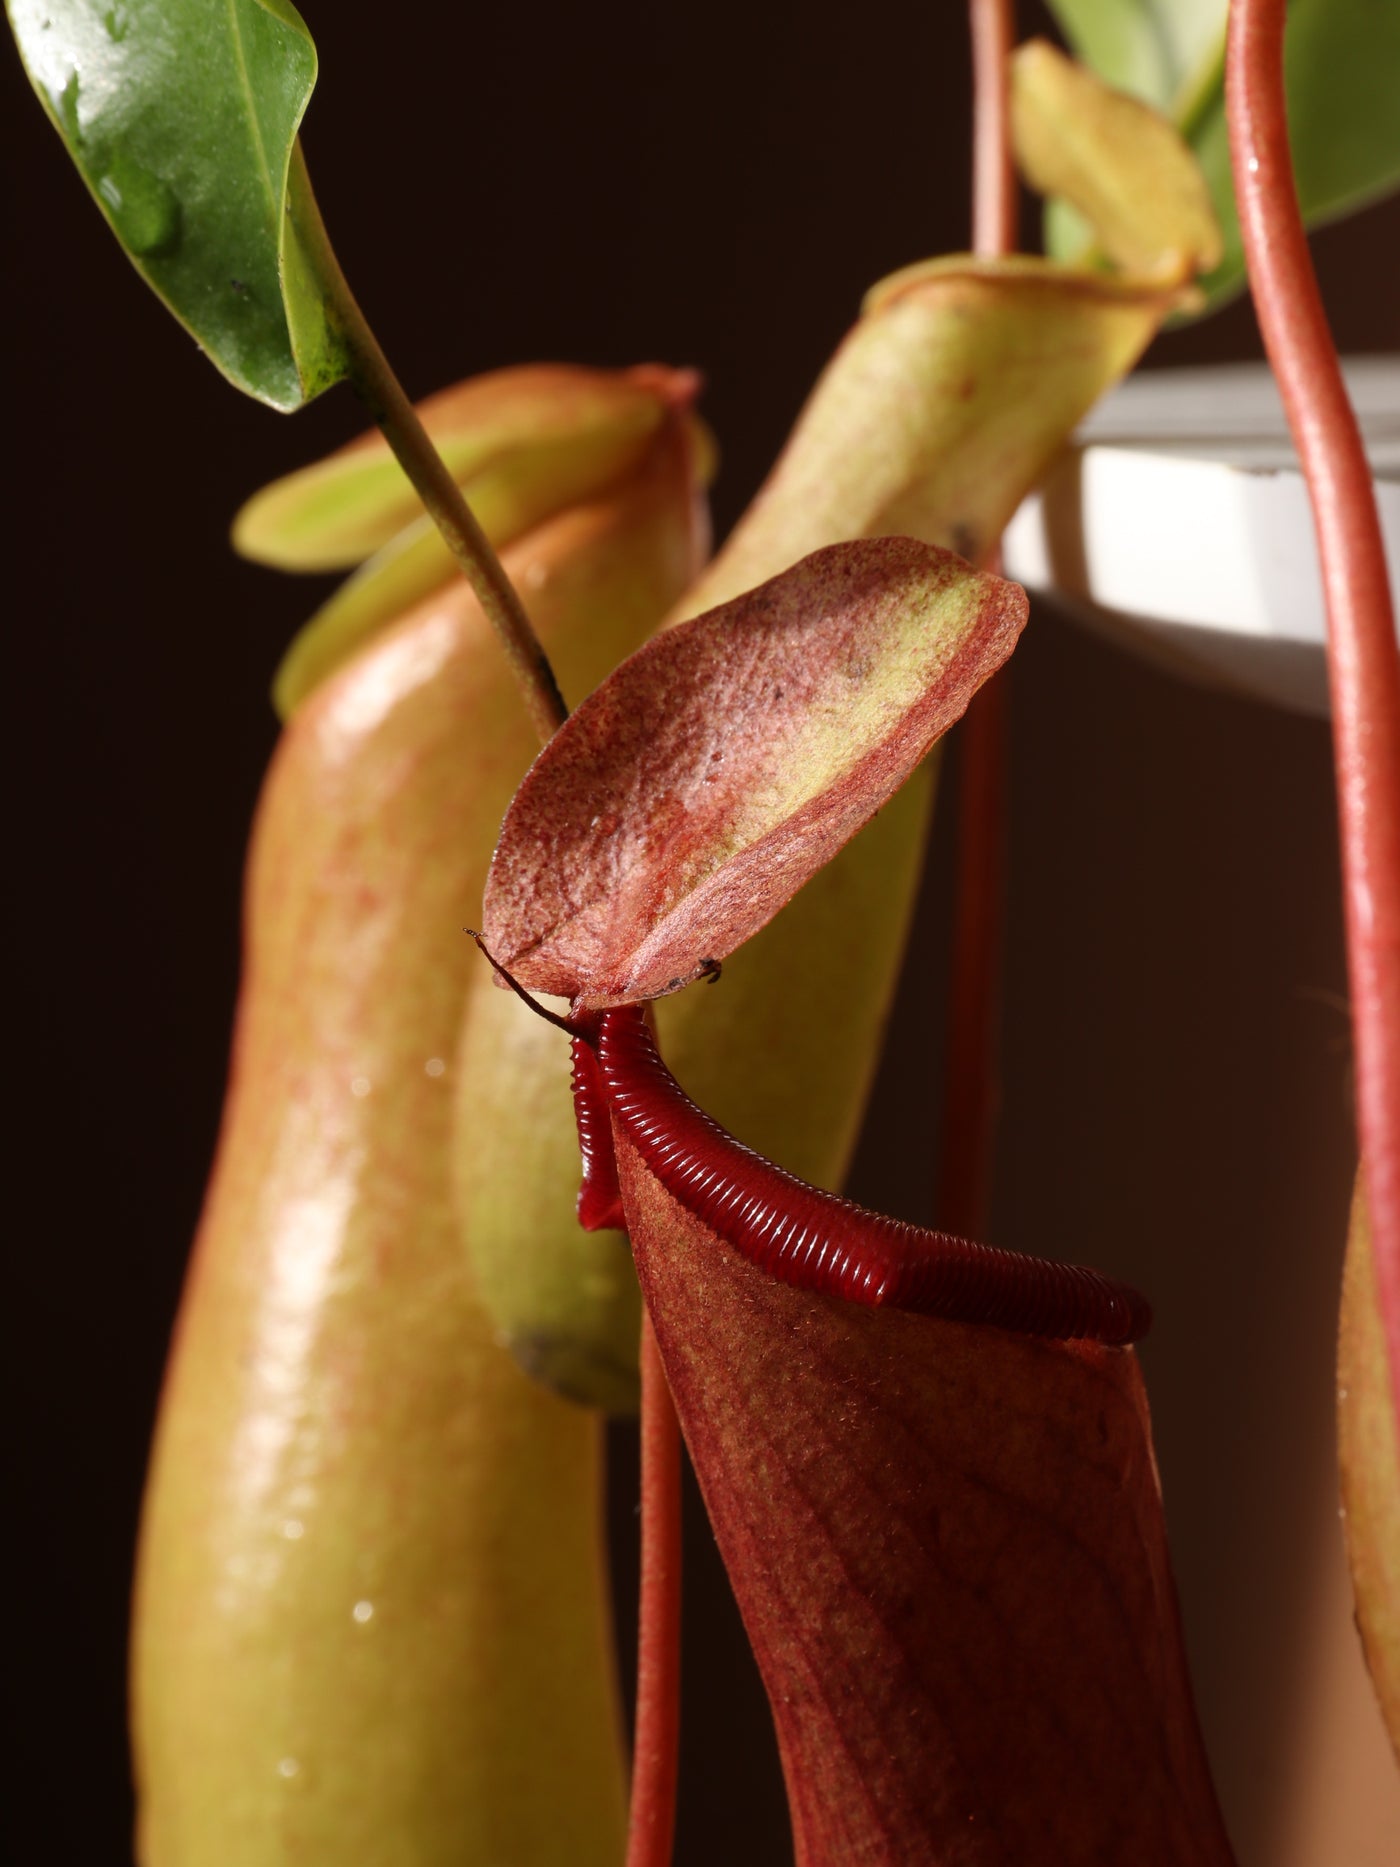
[286,144,567,744]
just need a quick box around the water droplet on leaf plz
[96,156,181,258]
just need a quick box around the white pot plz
[1003,358,1400,715]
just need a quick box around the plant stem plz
[940,680,1009,1235]
[969,0,1017,258]
[939,0,1016,1236]
[626,1312,683,1867]
[1227,0,1400,1414]
[287,145,567,745]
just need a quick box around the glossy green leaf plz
[1044,0,1400,311]
[8,0,347,409]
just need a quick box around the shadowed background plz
[7,1,1398,1861]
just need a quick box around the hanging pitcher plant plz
[9,0,1398,1861]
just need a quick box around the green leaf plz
[8,0,347,409]
[1044,0,1400,313]
[1044,0,1224,112]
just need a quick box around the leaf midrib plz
[225,0,280,229]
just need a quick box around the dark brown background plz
[7,2,1398,1861]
